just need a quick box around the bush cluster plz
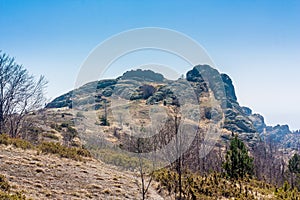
[0,134,90,161]
[153,168,277,199]
[0,134,33,149]
[0,174,26,200]
[38,142,91,161]
[275,181,300,199]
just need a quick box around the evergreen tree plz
[99,99,109,126]
[288,153,300,189]
[288,153,300,174]
[223,135,254,179]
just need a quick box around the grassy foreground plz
[0,134,92,199]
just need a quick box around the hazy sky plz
[0,0,299,130]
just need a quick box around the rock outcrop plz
[45,65,298,148]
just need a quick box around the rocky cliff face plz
[185,65,256,133]
[221,73,237,102]
[246,108,297,148]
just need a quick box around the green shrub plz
[0,134,33,150]
[0,174,10,192]
[153,169,280,199]
[275,181,300,199]
[0,174,26,200]
[76,148,92,157]
[0,134,90,161]
[0,191,27,200]
[38,142,91,161]
[11,138,33,150]
[0,134,9,145]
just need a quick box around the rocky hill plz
[46,65,299,150]
[2,64,300,200]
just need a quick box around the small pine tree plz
[223,135,254,179]
[100,99,109,126]
[100,115,110,126]
[288,153,300,189]
[288,153,300,174]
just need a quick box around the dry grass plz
[0,145,163,200]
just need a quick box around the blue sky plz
[0,0,299,129]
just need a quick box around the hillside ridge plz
[46,65,298,149]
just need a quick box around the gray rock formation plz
[45,65,298,149]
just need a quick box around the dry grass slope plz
[0,144,163,200]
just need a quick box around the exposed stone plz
[241,106,252,116]
[119,69,164,82]
[46,66,298,150]
[249,113,266,133]
[224,109,256,133]
[186,67,205,82]
[46,92,72,109]
[102,87,113,97]
[221,73,237,101]
[96,79,117,89]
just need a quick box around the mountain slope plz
[45,65,300,151]
[0,144,163,200]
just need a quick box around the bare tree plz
[121,124,157,200]
[136,137,155,200]
[0,51,47,137]
[172,106,183,200]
